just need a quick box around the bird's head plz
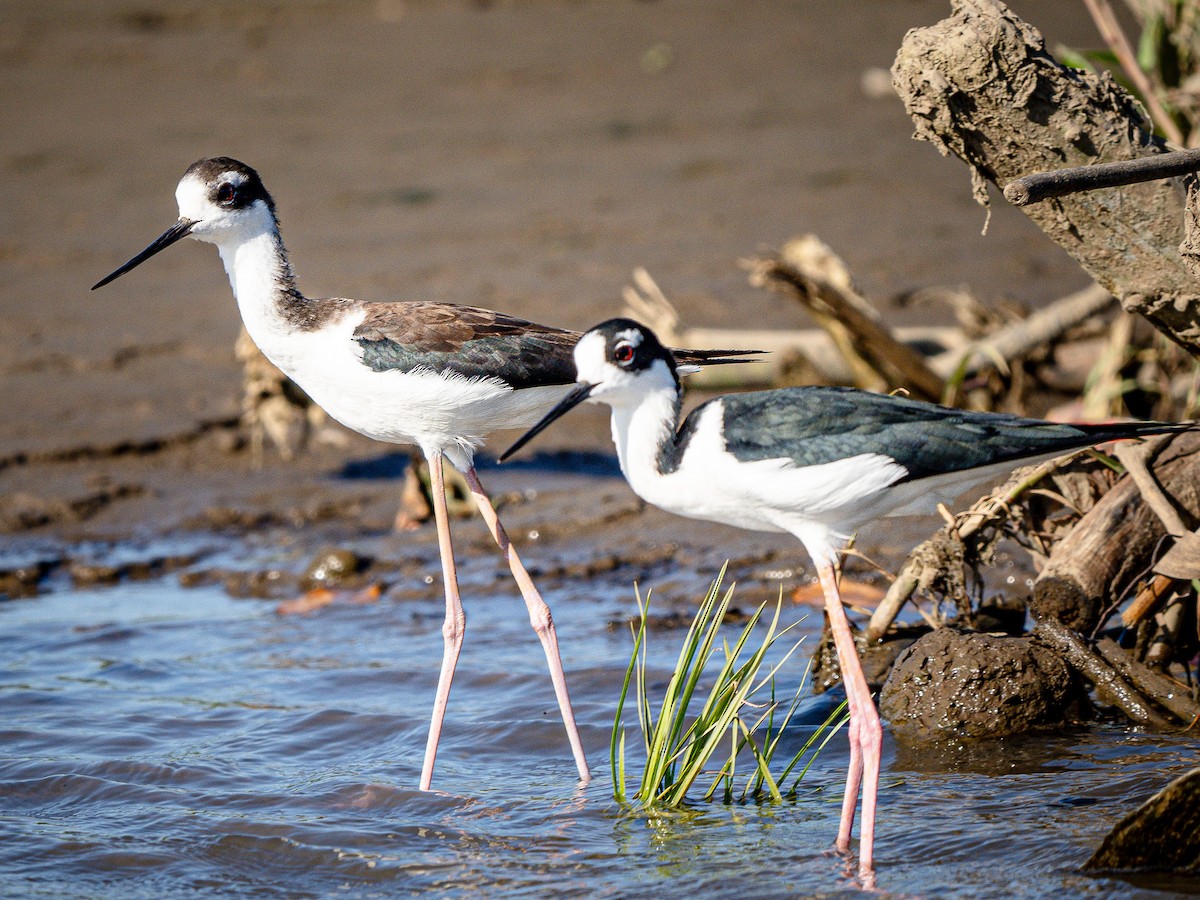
[499,318,679,461]
[92,157,276,290]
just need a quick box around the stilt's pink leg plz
[818,562,882,879]
[419,452,466,792]
[462,465,591,782]
[839,707,864,848]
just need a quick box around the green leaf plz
[609,569,846,811]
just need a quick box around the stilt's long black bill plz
[91,218,197,290]
[499,382,595,462]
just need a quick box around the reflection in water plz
[890,730,1090,776]
[1,570,1195,897]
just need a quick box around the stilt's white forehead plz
[573,330,610,383]
[175,174,208,219]
[174,167,246,220]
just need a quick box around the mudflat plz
[2,0,1097,558]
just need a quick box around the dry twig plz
[1004,148,1200,206]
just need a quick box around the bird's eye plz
[613,342,635,365]
[216,182,236,205]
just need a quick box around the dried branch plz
[1036,618,1172,727]
[1033,431,1200,633]
[1004,148,1200,206]
[929,283,1115,379]
[1114,436,1190,536]
[1122,572,1179,627]
[745,239,944,401]
[865,457,1067,642]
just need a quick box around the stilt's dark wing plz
[353,302,764,388]
[352,302,578,389]
[710,385,1182,479]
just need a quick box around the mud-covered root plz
[892,0,1200,357]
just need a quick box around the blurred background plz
[1,0,1100,460]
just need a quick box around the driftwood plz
[744,238,945,401]
[621,265,965,388]
[892,0,1200,356]
[1031,431,1200,633]
[885,3,1199,726]
[1096,637,1200,725]
[1114,436,1193,538]
[739,240,1117,394]
[864,456,1081,642]
[1035,618,1172,728]
[927,283,1114,380]
[591,258,1112,395]
[864,431,1200,725]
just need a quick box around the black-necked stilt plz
[501,317,1186,877]
[91,159,756,792]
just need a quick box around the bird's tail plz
[1074,420,1195,443]
[673,347,766,367]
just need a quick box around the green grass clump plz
[610,564,846,808]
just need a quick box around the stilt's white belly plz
[245,308,572,459]
[618,401,910,559]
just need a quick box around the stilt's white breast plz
[657,403,906,525]
[218,232,571,467]
[610,394,911,560]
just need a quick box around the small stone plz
[0,559,57,598]
[223,568,293,600]
[301,548,366,589]
[68,562,124,587]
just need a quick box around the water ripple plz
[0,573,1194,897]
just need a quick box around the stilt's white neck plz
[608,385,681,496]
[213,227,314,373]
[216,229,298,317]
[210,226,328,381]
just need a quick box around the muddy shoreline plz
[2,1,1102,588]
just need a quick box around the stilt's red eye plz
[613,343,635,364]
[217,182,236,204]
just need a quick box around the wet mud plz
[2,0,1100,552]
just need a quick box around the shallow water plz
[2,549,1197,898]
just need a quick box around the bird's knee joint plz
[861,712,883,748]
[442,612,466,643]
[528,608,554,639]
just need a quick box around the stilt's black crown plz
[184,157,276,214]
[592,317,677,378]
